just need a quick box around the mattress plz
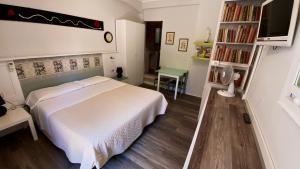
[29,79,168,169]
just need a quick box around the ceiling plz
[138,0,160,2]
[122,0,201,10]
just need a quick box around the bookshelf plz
[206,0,262,92]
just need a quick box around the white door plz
[135,23,145,85]
[116,20,145,86]
[125,21,138,85]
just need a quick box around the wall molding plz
[121,0,143,11]
[245,99,276,169]
[142,0,200,9]
[0,51,116,62]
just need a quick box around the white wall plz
[142,0,200,9]
[0,0,142,60]
[0,61,25,104]
[143,0,221,97]
[0,0,142,103]
[246,25,300,169]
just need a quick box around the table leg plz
[28,117,38,141]
[174,76,179,100]
[183,73,188,94]
[157,73,161,91]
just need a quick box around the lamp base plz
[117,73,123,78]
[217,90,235,98]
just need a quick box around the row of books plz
[222,3,261,22]
[208,68,244,87]
[218,26,257,43]
[214,46,251,64]
[208,69,220,84]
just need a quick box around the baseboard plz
[244,99,276,169]
[185,91,201,98]
[143,81,155,86]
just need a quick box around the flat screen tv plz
[257,0,299,46]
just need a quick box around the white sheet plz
[30,79,168,169]
[74,76,110,87]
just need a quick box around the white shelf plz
[220,21,259,24]
[209,82,227,89]
[211,60,249,70]
[216,42,254,46]
[204,0,262,95]
[209,82,244,92]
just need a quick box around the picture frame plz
[165,32,175,45]
[178,38,189,52]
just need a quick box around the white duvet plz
[29,79,168,169]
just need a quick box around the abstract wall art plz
[0,3,104,31]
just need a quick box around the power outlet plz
[7,62,15,72]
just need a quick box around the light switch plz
[7,62,15,72]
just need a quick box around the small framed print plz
[178,38,189,52]
[165,32,175,45]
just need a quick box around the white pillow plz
[26,82,83,109]
[75,76,110,87]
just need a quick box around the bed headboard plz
[14,54,104,98]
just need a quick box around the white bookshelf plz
[206,0,262,92]
[216,42,254,46]
[220,21,260,24]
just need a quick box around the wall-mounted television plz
[257,0,300,46]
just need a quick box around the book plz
[214,46,251,64]
[222,3,261,22]
[218,26,258,43]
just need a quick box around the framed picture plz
[178,38,189,52]
[165,32,175,45]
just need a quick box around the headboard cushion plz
[14,54,104,98]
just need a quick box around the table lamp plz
[0,96,7,117]
[116,67,123,78]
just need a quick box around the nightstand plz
[0,107,38,141]
[113,76,129,83]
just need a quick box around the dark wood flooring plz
[188,88,263,169]
[0,84,200,169]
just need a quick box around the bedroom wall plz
[0,0,142,103]
[143,0,222,97]
[246,24,300,169]
[0,0,143,60]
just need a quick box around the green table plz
[156,67,188,100]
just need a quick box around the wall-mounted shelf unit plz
[193,41,213,61]
[220,21,259,24]
[205,0,262,93]
[192,56,210,61]
[216,42,254,46]
[193,42,213,46]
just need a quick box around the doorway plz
[144,21,163,75]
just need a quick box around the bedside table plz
[0,107,38,141]
[113,76,129,83]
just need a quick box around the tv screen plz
[258,0,294,38]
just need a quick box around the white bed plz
[26,77,168,169]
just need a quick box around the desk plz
[156,67,188,100]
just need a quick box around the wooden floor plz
[0,84,200,169]
[188,88,263,169]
